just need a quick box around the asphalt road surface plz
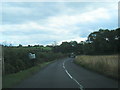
[15,58,118,89]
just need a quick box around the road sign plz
[28,53,36,60]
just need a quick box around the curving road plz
[15,58,118,89]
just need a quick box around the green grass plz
[22,46,52,51]
[2,61,52,88]
[74,55,119,79]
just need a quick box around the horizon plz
[1,27,119,47]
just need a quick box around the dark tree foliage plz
[53,28,120,55]
[86,28,120,54]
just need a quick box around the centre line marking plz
[62,59,84,90]
[65,70,73,79]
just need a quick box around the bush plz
[4,46,65,75]
[5,63,16,74]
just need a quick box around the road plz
[15,58,118,89]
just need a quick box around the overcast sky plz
[0,1,118,46]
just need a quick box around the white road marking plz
[62,60,84,90]
[63,65,65,69]
[65,70,73,79]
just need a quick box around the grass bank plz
[74,55,119,79]
[2,61,52,88]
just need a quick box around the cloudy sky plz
[0,1,118,46]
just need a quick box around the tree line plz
[52,28,120,55]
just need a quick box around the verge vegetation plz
[3,61,52,88]
[74,55,119,79]
[3,46,65,74]
[3,46,66,88]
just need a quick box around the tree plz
[86,28,120,54]
[28,45,31,47]
[59,42,71,53]
[18,44,22,47]
[52,28,120,55]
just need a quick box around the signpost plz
[28,53,36,66]
[29,53,36,60]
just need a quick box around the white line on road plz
[65,70,73,79]
[63,65,65,69]
[62,60,84,90]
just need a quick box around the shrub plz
[4,46,65,75]
[5,63,16,74]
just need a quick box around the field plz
[74,55,119,79]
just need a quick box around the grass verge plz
[2,61,52,88]
[74,55,119,79]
